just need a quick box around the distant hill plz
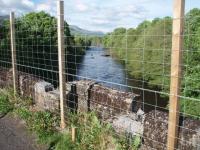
[0,16,104,36]
[69,25,105,36]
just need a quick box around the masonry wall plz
[143,110,200,150]
[0,67,200,150]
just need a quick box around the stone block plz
[110,110,144,136]
[66,80,95,113]
[143,110,168,149]
[178,119,200,150]
[19,74,41,98]
[0,68,13,88]
[143,110,200,150]
[89,84,140,120]
[43,90,60,112]
[34,81,57,111]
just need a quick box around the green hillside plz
[69,25,105,36]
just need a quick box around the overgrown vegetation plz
[0,88,141,150]
[103,8,200,118]
[0,11,92,84]
[0,92,13,115]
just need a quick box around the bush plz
[0,94,13,115]
[14,107,59,144]
[50,112,141,150]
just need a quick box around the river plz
[76,47,168,112]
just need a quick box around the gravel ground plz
[0,114,46,150]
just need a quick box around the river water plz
[76,47,168,112]
[77,47,130,90]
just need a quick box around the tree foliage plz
[0,11,89,85]
[103,8,200,118]
[103,17,172,88]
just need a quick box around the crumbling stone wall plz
[0,68,13,88]
[89,84,139,119]
[65,80,140,119]
[143,110,200,150]
[143,110,168,149]
[1,67,200,150]
[66,80,96,113]
[19,73,42,98]
[178,119,200,150]
[0,68,41,98]
[34,81,59,112]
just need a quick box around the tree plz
[102,8,200,118]
[180,8,200,117]
[0,11,86,85]
[0,20,11,67]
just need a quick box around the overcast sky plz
[0,0,200,32]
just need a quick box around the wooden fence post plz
[72,127,76,142]
[167,0,185,149]
[57,0,66,129]
[10,12,18,96]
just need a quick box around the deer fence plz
[0,0,200,149]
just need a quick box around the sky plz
[0,0,200,33]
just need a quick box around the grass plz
[14,107,59,144]
[0,88,141,150]
[48,112,141,150]
[0,88,59,144]
[0,89,13,115]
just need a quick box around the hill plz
[69,25,105,36]
[0,16,105,37]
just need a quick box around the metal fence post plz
[57,0,66,129]
[167,0,185,149]
[10,12,18,96]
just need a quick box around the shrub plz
[0,94,13,115]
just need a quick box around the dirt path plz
[0,114,46,150]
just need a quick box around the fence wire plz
[0,0,200,150]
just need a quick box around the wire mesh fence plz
[0,0,200,149]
